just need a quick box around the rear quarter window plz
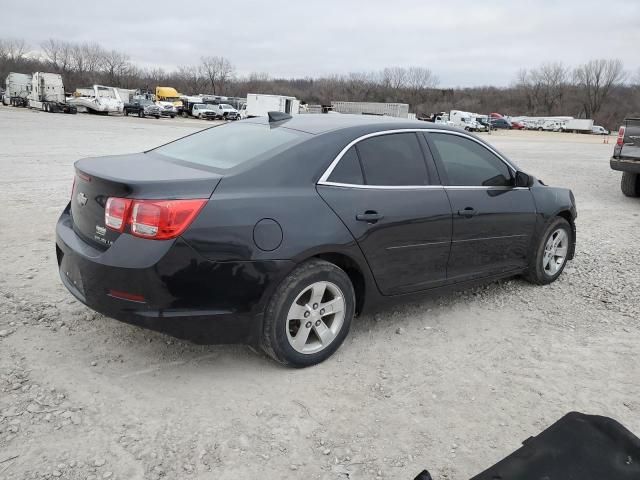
[153,123,306,170]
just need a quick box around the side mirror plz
[514,171,533,188]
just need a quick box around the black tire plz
[261,259,355,368]
[538,127,543,131]
[124,110,128,116]
[138,110,144,118]
[524,217,572,285]
[171,114,176,118]
[621,172,640,198]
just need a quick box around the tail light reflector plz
[108,289,145,303]
[105,197,206,240]
[105,197,132,232]
[616,127,625,146]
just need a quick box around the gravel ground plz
[0,107,638,480]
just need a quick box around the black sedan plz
[56,114,577,367]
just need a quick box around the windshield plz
[153,122,307,170]
[220,104,233,109]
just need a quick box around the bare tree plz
[406,67,439,91]
[0,38,29,61]
[381,67,408,90]
[41,39,73,73]
[532,62,569,115]
[101,49,131,85]
[515,68,538,114]
[573,59,626,118]
[405,66,438,105]
[177,64,207,94]
[201,56,235,94]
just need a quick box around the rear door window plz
[355,133,429,186]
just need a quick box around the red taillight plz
[617,126,625,146]
[105,197,133,232]
[105,197,206,240]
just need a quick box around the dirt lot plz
[1,107,639,480]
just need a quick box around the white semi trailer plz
[3,72,32,106]
[331,101,409,118]
[245,93,300,117]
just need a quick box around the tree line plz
[1,37,638,129]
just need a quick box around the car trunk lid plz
[71,151,221,249]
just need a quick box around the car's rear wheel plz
[261,259,355,367]
[525,217,572,285]
[621,172,640,197]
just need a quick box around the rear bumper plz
[56,206,295,344]
[611,157,640,174]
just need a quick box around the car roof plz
[242,113,454,135]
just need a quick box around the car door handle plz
[457,207,477,218]
[356,211,384,223]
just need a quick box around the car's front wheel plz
[525,217,572,285]
[262,260,355,367]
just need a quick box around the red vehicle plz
[510,120,525,130]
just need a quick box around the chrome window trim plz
[318,181,444,190]
[317,128,518,188]
[317,182,529,191]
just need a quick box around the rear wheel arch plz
[312,252,366,315]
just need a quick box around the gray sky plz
[4,0,639,87]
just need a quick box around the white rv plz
[3,72,32,106]
[450,110,485,132]
[245,94,300,117]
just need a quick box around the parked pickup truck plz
[209,103,240,120]
[123,99,162,118]
[611,118,640,197]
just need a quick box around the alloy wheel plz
[542,228,568,276]
[286,281,346,354]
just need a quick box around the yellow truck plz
[155,86,183,115]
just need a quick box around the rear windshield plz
[153,123,306,170]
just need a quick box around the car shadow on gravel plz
[65,276,539,373]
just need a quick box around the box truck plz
[330,101,409,118]
[245,94,300,117]
[560,119,594,133]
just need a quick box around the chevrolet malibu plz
[56,113,577,367]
